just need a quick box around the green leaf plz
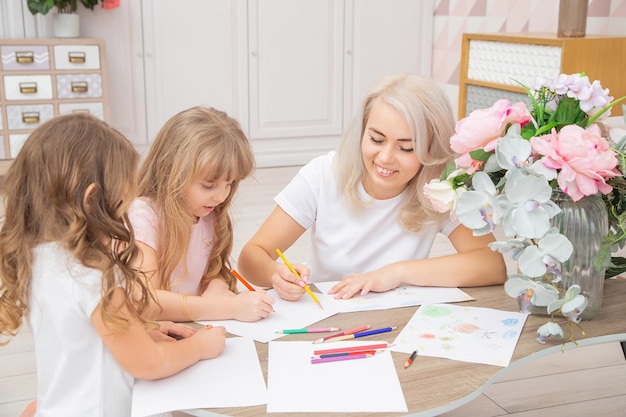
[469,148,492,162]
[606,256,626,278]
[587,95,626,127]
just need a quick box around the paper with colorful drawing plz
[313,281,474,312]
[391,303,528,367]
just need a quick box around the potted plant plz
[26,0,119,38]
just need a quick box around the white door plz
[247,0,344,140]
[140,0,247,142]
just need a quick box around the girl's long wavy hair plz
[0,113,152,344]
[138,106,255,293]
[335,73,457,231]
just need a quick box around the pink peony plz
[450,100,531,169]
[530,124,621,201]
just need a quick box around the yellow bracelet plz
[181,294,192,321]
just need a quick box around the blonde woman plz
[0,113,225,417]
[129,106,274,322]
[238,73,506,301]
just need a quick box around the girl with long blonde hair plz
[129,106,274,322]
[0,113,225,417]
[238,73,506,301]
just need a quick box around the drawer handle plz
[70,81,89,93]
[19,82,38,94]
[71,108,90,114]
[22,111,40,124]
[68,51,86,63]
[15,51,34,63]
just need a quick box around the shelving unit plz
[458,32,626,118]
[0,38,108,175]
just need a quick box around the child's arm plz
[91,288,226,380]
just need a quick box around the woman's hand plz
[271,262,309,301]
[328,267,402,299]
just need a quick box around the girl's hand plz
[232,291,275,322]
[271,262,309,301]
[192,325,227,360]
[148,321,197,342]
[328,267,402,299]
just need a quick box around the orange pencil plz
[231,269,255,291]
[232,268,275,312]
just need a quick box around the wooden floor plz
[1,165,625,417]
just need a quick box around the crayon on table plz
[310,353,373,364]
[323,326,398,342]
[276,327,340,334]
[404,350,418,369]
[313,343,391,356]
[313,325,370,344]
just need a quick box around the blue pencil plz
[323,326,398,342]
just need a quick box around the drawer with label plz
[6,103,54,130]
[3,74,53,100]
[56,74,103,99]
[1,45,50,71]
[53,44,100,70]
[59,102,104,120]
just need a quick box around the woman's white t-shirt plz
[29,242,133,417]
[275,151,459,282]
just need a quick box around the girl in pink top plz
[129,106,274,322]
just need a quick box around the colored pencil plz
[276,327,340,334]
[232,268,275,312]
[404,350,418,369]
[323,326,398,343]
[275,248,323,309]
[311,353,373,364]
[231,269,255,291]
[313,342,391,356]
[312,349,382,359]
[313,325,370,344]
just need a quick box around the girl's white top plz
[275,151,459,282]
[29,242,133,417]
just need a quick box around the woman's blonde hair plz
[0,113,151,343]
[138,106,254,293]
[335,73,457,231]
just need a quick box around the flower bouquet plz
[424,73,626,345]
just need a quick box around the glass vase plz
[549,189,607,319]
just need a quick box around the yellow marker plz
[275,248,324,309]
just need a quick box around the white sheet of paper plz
[267,341,407,413]
[314,281,474,312]
[391,303,528,367]
[131,337,267,417]
[198,288,338,343]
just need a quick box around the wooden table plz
[184,279,626,417]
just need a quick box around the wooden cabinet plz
[137,0,430,167]
[0,38,108,174]
[458,32,626,118]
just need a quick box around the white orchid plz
[504,275,559,313]
[517,228,573,278]
[536,322,564,344]
[548,285,588,323]
[455,172,502,235]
